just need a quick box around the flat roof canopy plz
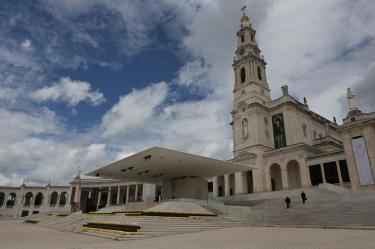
[87,147,253,184]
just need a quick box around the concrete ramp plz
[146,202,215,215]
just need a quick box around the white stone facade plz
[212,13,375,197]
[0,185,70,218]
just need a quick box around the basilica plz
[1,11,374,218]
[211,12,375,196]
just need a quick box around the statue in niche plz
[242,118,248,138]
[272,113,287,149]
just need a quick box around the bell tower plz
[233,9,271,106]
[232,8,273,156]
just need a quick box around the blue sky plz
[0,0,374,186]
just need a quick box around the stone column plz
[234,172,244,195]
[224,175,230,196]
[125,185,130,204]
[117,186,121,205]
[135,184,139,202]
[74,185,81,203]
[320,164,327,183]
[97,191,102,210]
[336,161,343,185]
[56,194,60,208]
[212,176,218,198]
[281,168,289,190]
[106,187,111,207]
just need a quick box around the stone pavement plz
[2,220,375,249]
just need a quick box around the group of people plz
[285,191,307,209]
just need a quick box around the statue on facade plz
[347,88,358,111]
[303,97,307,106]
[281,85,288,96]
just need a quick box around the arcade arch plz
[59,192,68,206]
[0,192,4,206]
[270,164,282,191]
[7,193,16,207]
[50,191,58,206]
[24,192,33,206]
[287,160,301,189]
[34,192,43,206]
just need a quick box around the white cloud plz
[101,82,168,138]
[30,77,105,106]
[20,39,32,50]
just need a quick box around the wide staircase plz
[206,185,375,228]
[35,208,245,240]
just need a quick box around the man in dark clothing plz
[301,191,307,204]
[285,196,291,209]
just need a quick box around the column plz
[56,194,60,208]
[281,168,289,190]
[320,164,327,183]
[336,161,343,185]
[96,190,102,210]
[117,186,121,205]
[224,175,230,196]
[235,172,245,194]
[212,176,218,197]
[125,185,130,204]
[106,187,111,207]
[135,184,139,201]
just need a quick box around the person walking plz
[285,196,291,209]
[301,191,307,204]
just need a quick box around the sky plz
[0,0,374,186]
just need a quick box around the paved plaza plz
[1,220,375,249]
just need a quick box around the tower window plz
[257,66,262,80]
[240,68,246,83]
[313,130,317,139]
[251,34,254,42]
[242,118,248,138]
[241,35,245,43]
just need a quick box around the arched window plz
[257,66,262,80]
[242,118,248,138]
[50,191,58,207]
[0,192,5,206]
[302,124,307,137]
[241,35,244,42]
[6,193,16,207]
[59,192,68,206]
[34,192,43,206]
[240,67,246,83]
[24,192,33,207]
